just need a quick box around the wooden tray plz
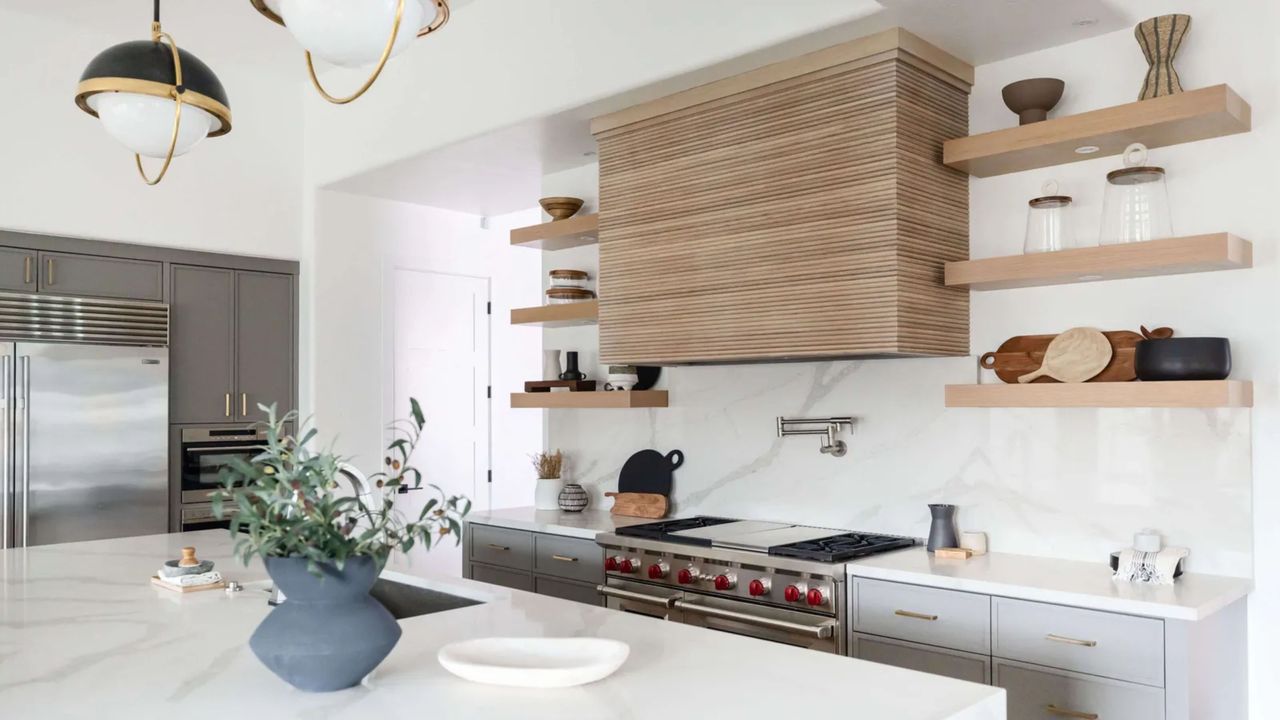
[524,380,597,392]
[980,326,1172,383]
[605,491,668,519]
[150,576,227,594]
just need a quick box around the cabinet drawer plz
[993,597,1164,687]
[0,247,36,292]
[535,575,604,606]
[853,578,991,654]
[852,633,990,685]
[469,524,532,571]
[38,251,163,301]
[533,533,603,584]
[996,660,1164,720]
[469,563,533,592]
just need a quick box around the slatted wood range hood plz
[591,29,973,365]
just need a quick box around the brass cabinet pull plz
[551,554,578,563]
[45,258,54,285]
[23,257,31,285]
[1046,633,1098,648]
[224,393,231,418]
[894,609,939,621]
[241,393,248,417]
[486,544,510,551]
[1046,705,1098,719]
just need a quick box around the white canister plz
[535,477,564,511]
[542,349,562,381]
[959,531,988,556]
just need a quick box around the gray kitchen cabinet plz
[996,660,1164,720]
[852,633,991,684]
[169,265,236,424]
[464,522,605,606]
[38,251,163,301]
[0,247,37,292]
[234,271,294,420]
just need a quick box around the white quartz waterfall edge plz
[437,637,630,688]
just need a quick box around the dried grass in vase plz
[531,450,564,479]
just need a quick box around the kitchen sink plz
[369,578,483,620]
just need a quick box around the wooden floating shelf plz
[945,381,1252,409]
[511,390,669,409]
[510,300,598,327]
[510,214,599,251]
[944,84,1251,177]
[945,233,1252,291]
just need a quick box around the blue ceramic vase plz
[251,556,401,692]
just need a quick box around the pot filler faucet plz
[776,417,854,457]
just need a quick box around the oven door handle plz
[673,600,836,639]
[185,445,263,453]
[597,585,680,608]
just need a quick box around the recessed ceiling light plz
[1073,18,1098,27]
[1075,145,1101,154]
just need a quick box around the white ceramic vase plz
[542,349,562,381]
[535,477,564,510]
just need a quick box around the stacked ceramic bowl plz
[546,269,596,305]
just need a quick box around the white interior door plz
[390,268,490,577]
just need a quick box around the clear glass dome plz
[88,92,216,159]
[280,0,426,68]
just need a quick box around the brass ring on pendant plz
[305,0,405,105]
[136,27,185,186]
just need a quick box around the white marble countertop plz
[464,506,654,539]
[847,547,1251,621]
[1,531,1005,719]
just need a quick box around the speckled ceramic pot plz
[558,483,589,512]
[251,556,401,692]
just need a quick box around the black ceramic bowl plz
[1134,337,1231,381]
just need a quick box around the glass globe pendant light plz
[249,0,450,104]
[74,0,232,185]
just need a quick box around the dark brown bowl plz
[1002,78,1065,125]
[1134,337,1231,381]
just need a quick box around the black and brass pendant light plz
[248,0,450,104]
[75,0,231,185]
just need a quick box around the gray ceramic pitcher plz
[927,504,959,553]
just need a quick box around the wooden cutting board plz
[605,491,669,519]
[981,326,1173,383]
[150,576,227,594]
[1018,327,1112,383]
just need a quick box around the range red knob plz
[605,556,620,571]
[784,585,803,603]
[677,568,696,584]
[806,587,827,607]
[748,579,770,597]
[619,558,637,574]
[714,574,736,591]
[647,562,669,579]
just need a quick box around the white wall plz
[0,6,302,260]
[312,191,543,511]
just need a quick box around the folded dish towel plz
[1113,547,1188,585]
[157,570,223,587]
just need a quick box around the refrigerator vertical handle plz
[0,355,9,549]
[19,355,29,547]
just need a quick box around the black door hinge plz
[486,301,491,315]
[487,469,492,484]
[486,385,491,399]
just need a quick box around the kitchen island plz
[0,531,1005,719]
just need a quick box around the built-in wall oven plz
[179,427,268,531]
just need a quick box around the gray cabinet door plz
[852,633,991,685]
[170,265,235,423]
[38,251,163,301]
[234,271,294,420]
[0,247,37,292]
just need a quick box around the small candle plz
[959,531,988,556]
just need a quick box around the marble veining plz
[0,531,1005,719]
[548,357,1252,577]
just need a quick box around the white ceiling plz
[332,0,1140,216]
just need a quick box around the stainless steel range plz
[596,517,915,654]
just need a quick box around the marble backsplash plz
[547,357,1252,577]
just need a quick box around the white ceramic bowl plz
[438,637,630,688]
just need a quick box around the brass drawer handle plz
[46,258,54,285]
[551,554,578,563]
[23,256,31,285]
[1046,705,1098,719]
[1046,633,1098,648]
[224,393,231,418]
[894,609,939,621]
[486,543,510,551]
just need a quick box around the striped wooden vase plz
[1136,14,1191,100]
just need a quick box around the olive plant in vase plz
[212,400,469,692]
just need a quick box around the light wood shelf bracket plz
[945,381,1252,408]
[510,300,598,327]
[510,214,599,251]
[511,390,669,409]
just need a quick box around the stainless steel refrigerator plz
[0,296,169,549]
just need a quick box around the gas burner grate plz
[613,516,739,546]
[769,532,916,563]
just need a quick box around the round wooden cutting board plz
[1018,327,1113,383]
